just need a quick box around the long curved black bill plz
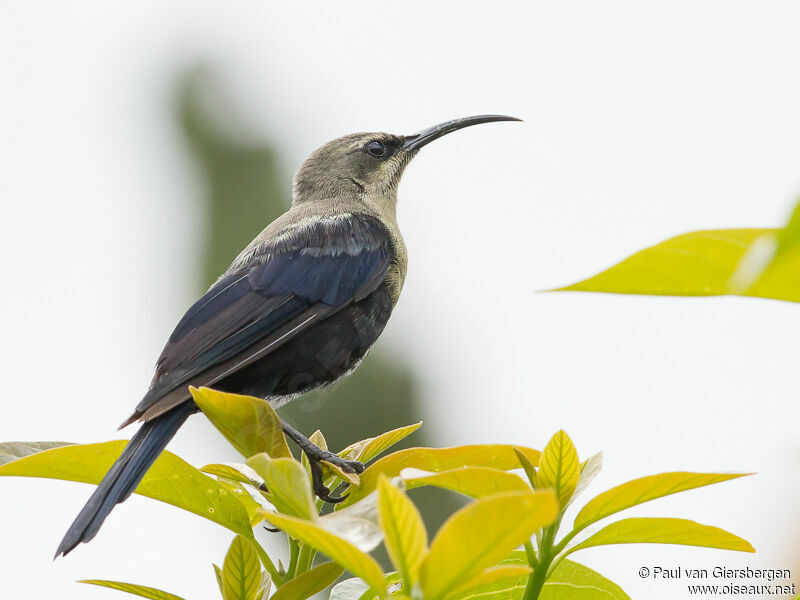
[402,114,521,152]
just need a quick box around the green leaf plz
[222,535,262,600]
[444,565,532,600]
[271,562,344,600]
[261,511,386,596]
[79,580,186,600]
[303,430,328,475]
[317,491,383,553]
[191,387,291,459]
[574,472,750,530]
[311,430,329,450]
[0,441,73,466]
[202,463,264,487]
[340,422,423,463]
[247,454,315,520]
[730,200,800,292]
[377,475,427,587]
[555,228,800,303]
[418,490,558,600]
[513,447,537,487]
[443,558,629,600]
[216,478,268,524]
[776,199,800,256]
[329,578,372,600]
[341,444,540,507]
[441,574,526,599]
[567,452,603,509]
[257,572,271,600]
[323,459,361,487]
[540,559,630,600]
[328,573,402,600]
[214,564,224,596]
[566,518,754,555]
[0,441,255,536]
[536,430,580,507]
[401,466,529,498]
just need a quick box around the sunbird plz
[57,115,520,557]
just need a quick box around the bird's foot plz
[281,421,365,504]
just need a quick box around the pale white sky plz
[2,2,800,599]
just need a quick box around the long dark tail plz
[55,403,194,557]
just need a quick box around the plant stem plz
[296,543,315,575]
[524,540,538,569]
[286,538,300,580]
[522,525,557,600]
[253,539,283,586]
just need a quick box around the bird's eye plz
[365,140,387,157]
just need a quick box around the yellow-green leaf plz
[0,441,254,536]
[79,580,186,600]
[566,518,754,555]
[222,535,262,600]
[257,572,271,600]
[329,573,402,600]
[340,422,423,463]
[0,441,73,466]
[328,578,371,600]
[444,565,532,600]
[261,511,386,595]
[202,463,264,487]
[322,459,361,486]
[377,476,428,586]
[513,447,537,487]
[341,445,540,507]
[303,430,328,475]
[575,472,750,530]
[214,564,224,595]
[215,478,268,527]
[418,490,558,600]
[191,387,291,459]
[540,559,630,600]
[270,562,344,600]
[730,200,800,293]
[777,199,800,254]
[445,558,630,600]
[401,466,529,498]
[568,452,603,509]
[555,228,800,303]
[318,491,383,553]
[247,454,315,520]
[310,430,328,450]
[536,430,580,507]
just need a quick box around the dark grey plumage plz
[56,115,520,557]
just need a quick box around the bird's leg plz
[281,421,365,504]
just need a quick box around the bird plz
[55,114,520,557]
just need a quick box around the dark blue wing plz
[124,214,392,425]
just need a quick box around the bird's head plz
[292,115,521,205]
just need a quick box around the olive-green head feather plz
[292,132,414,203]
[291,115,522,206]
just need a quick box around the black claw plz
[263,525,281,533]
[345,459,366,474]
[318,487,349,504]
[308,459,348,504]
[318,453,364,475]
[281,421,365,504]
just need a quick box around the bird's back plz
[122,207,403,427]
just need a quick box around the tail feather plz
[55,403,194,557]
